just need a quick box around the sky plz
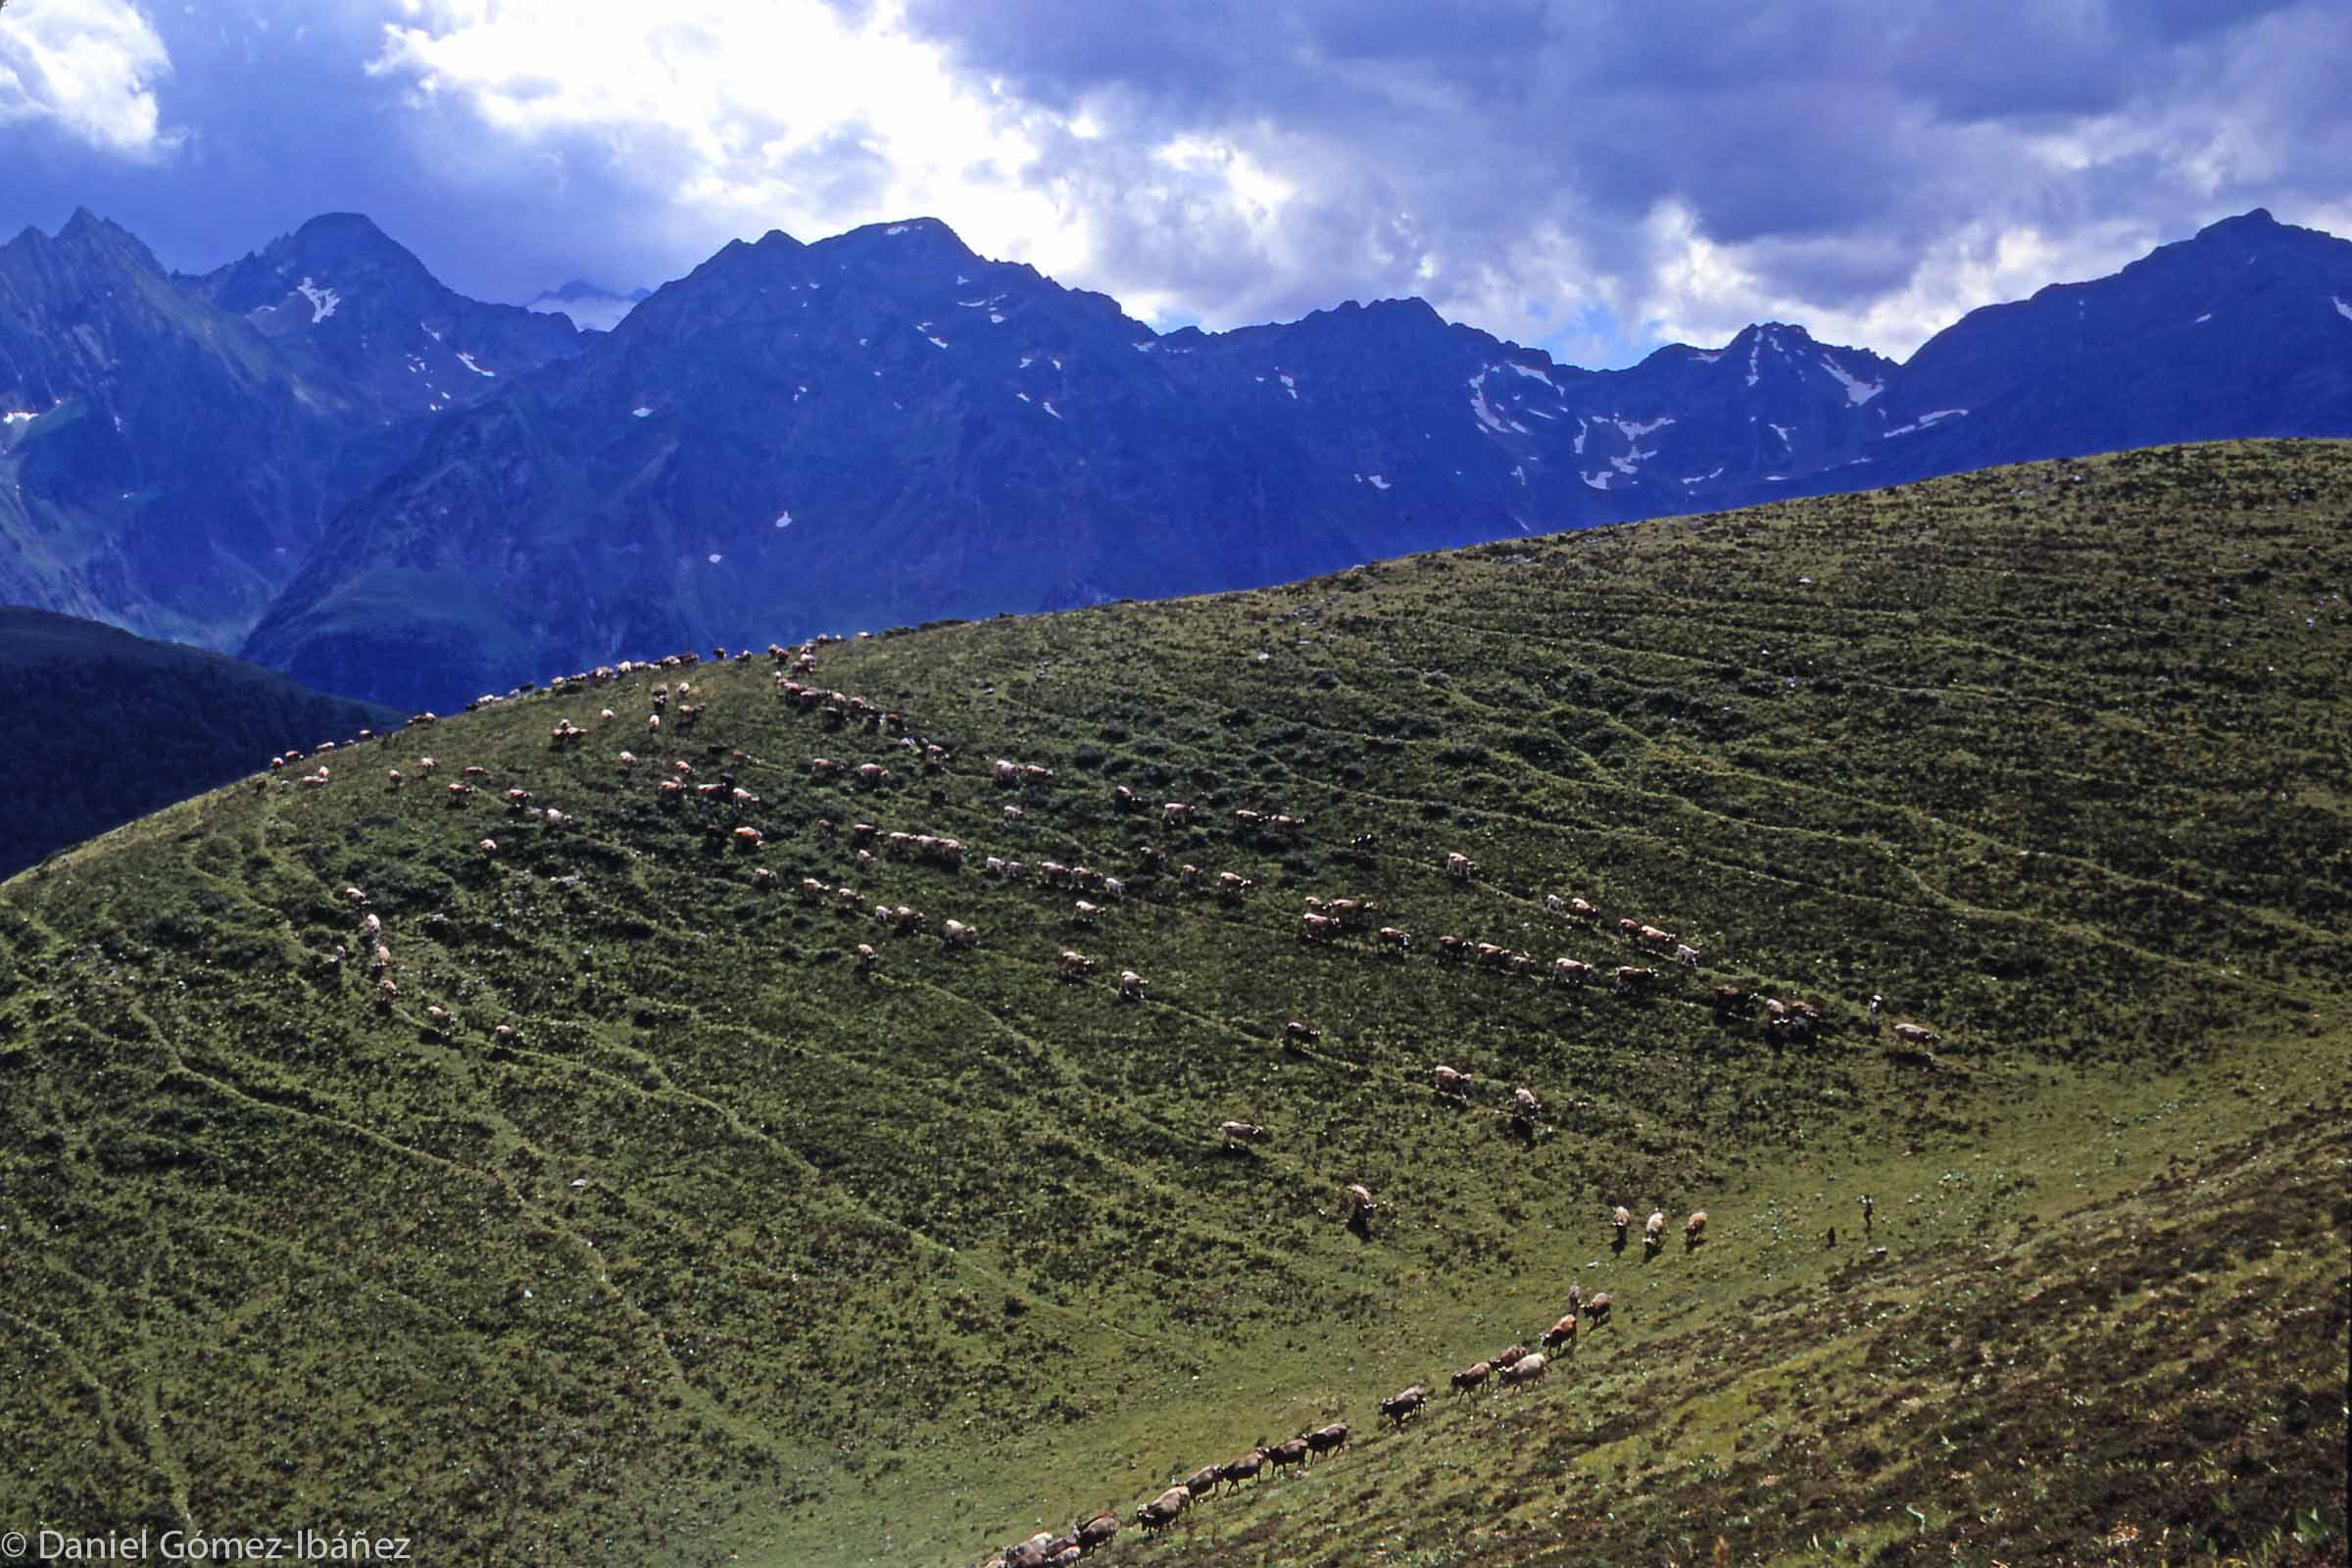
[3,0,2349,367]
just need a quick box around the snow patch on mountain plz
[1881,409,1969,437]
[1583,470,1611,490]
[2334,295,2352,322]
[1615,416,1675,438]
[631,407,653,418]
[1818,356,1882,404]
[294,277,341,324]
[1504,362,1559,390]
[1367,473,1391,490]
[457,352,495,377]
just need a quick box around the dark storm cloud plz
[3,0,2346,364]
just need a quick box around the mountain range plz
[5,205,2349,708]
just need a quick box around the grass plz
[1,438,2345,1567]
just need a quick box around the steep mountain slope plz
[0,608,400,877]
[245,211,2352,710]
[0,212,370,647]
[0,210,583,653]
[184,212,585,418]
[6,441,2344,1568]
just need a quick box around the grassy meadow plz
[0,438,2344,1567]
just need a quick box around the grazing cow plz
[1112,785,1137,811]
[1118,969,1147,1002]
[1181,1464,1223,1501]
[1446,851,1475,880]
[1552,956,1593,986]
[1431,1064,1471,1097]
[1542,1314,1579,1350]
[1299,912,1339,943]
[1644,1209,1666,1248]
[1268,1438,1309,1477]
[385,769,403,790]
[1217,871,1254,901]
[799,877,826,905]
[1058,951,1095,981]
[1640,924,1677,948]
[1674,944,1702,967]
[1449,1361,1493,1396]
[1180,863,1202,889]
[1498,1352,1549,1391]
[1892,1022,1939,1047]
[993,759,1021,788]
[1217,1448,1266,1491]
[942,919,979,949]
[1161,802,1191,825]
[733,826,763,851]
[1072,900,1102,925]
[1219,1120,1270,1146]
[1379,1387,1427,1428]
[1134,1487,1190,1535]
[1686,1209,1708,1244]
[1511,1086,1541,1121]
[855,944,878,970]
[1304,1422,1349,1463]
[855,762,888,789]
[1544,893,1566,913]
[1614,964,1657,991]
[1569,897,1597,919]
[1073,1513,1119,1552]
[1376,926,1411,954]
[1612,1205,1633,1242]
[1586,1292,1613,1326]
[1234,808,1264,826]
[1437,935,1466,962]
[1344,1184,1377,1219]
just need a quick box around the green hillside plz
[2,440,2344,1568]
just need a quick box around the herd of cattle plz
[970,1237,1705,1567]
[249,634,1942,1565]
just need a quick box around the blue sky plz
[4,0,2348,366]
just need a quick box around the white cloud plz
[0,0,178,157]
[367,0,1088,278]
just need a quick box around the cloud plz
[0,0,178,157]
[0,0,2345,370]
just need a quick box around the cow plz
[1161,801,1192,825]
[1118,969,1147,1002]
[1299,912,1339,943]
[1449,1361,1493,1396]
[1071,900,1102,925]
[855,944,878,970]
[1552,956,1593,986]
[1217,1447,1266,1492]
[1303,1422,1349,1463]
[942,919,979,949]
[1542,1314,1579,1350]
[1073,1513,1119,1553]
[1892,1022,1939,1047]
[1492,1346,1531,1372]
[1644,1209,1667,1249]
[1436,935,1466,962]
[1432,1064,1471,1097]
[1498,1352,1548,1391]
[1284,1020,1320,1046]
[1180,1464,1223,1501]
[1267,1438,1309,1477]
[1686,1209,1708,1246]
[1511,1086,1541,1121]
[1134,1487,1189,1535]
[1586,1292,1614,1326]
[1376,926,1411,954]
[1218,1120,1270,1146]
[1446,851,1475,880]
[1674,944,1702,967]
[1612,1205,1632,1243]
[1614,964,1657,991]
[1569,897,1597,919]
[1058,951,1095,981]
[1343,1184,1377,1220]
[1379,1387,1427,1428]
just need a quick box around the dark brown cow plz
[1379,1386,1428,1427]
[1449,1361,1493,1396]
